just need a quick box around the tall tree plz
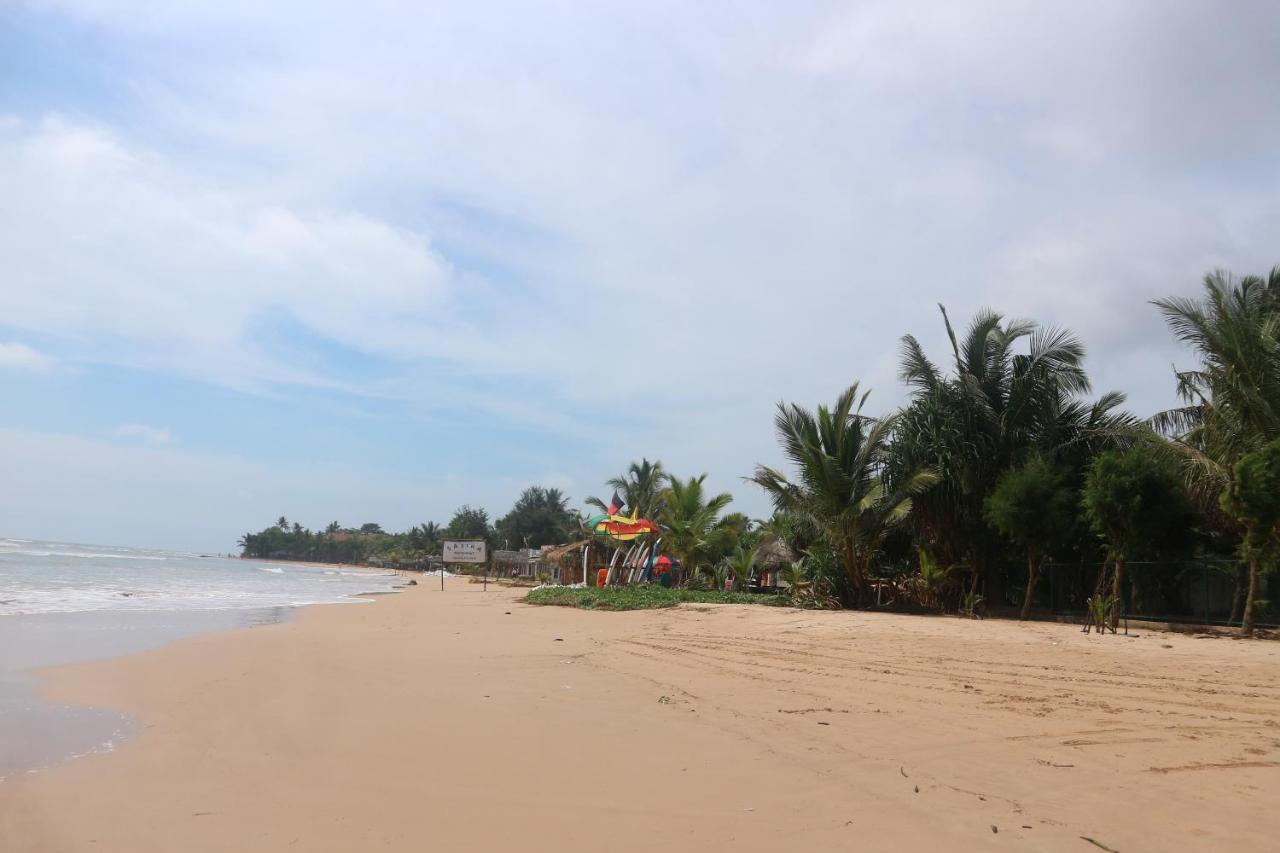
[586,459,669,519]
[984,457,1074,619]
[445,505,493,544]
[894,306,1132,601]
[658,474,733,579]
[495,486,575,549]
[1082,447,1191,629]
[1152,268,1280,627]
[751,383,937,605]
[1220,439,1280,635]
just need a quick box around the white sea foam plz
[1,549,167,560]
[0,542,400,617]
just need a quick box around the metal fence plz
[1033,560,1278,629]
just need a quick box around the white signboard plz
[442,540,487,564]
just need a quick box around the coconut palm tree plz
[658,474,733,581]
[587,458,669,519]
[893,306,1134,601]
[716,544,759,592]
[750,383,937,605]
[1152,267,1280,632]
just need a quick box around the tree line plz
[236,488,579,565]
[575,267,1279,635]
[241,266,1280,635]
[743,266,1280,635]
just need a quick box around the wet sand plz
[3,581,1278,851]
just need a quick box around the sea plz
[0,537,403,780]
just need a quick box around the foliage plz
[524,585,787,611]
[1220,439,1280,633]
[586,458,669,519]
[445,505,494,544]
[1152,268,1280,515]
[1082,447,1192,628]
[777,545,842,608]
[494,486,575,549]
[892,305,1134,602]
[960,589,986,618]
[1082,448,1190,563]
[239,521,405,564]
[1083,593,1118,634]
[406,522,442,553]
[757,510,821,557]
[750,382,937,604]
[984,456,1075,618]
[719,544,759,592]
[658,474,734,579]
[985,457,1074,552]
[1221,440,1280,545]
[910,548,956,611]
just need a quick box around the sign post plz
[441,540,487,591]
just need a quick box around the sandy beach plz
[3,582,1278,852]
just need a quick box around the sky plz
[2,1,1279,552]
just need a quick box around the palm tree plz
[719,544,759,592]
[750,383,937,605]
[1152,267,1280,633]
[586,458,669,519]
[893,306,1133,601]
[658,474,733,581]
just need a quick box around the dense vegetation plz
[237,488,576,565]
[244,266,1280,634]
[525,585,787,611]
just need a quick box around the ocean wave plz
[0,593,381,616]
[0,543,401,617]
[0,549,168,561]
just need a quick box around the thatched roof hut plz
[538,540,591,584]
[757,537,796,567]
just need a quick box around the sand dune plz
[3,582,1278,851]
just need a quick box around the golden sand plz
[3,582,1278,851]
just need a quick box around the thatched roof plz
[757,537,796,566]
[538,540,589,563]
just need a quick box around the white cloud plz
[3,1,1280,537]
[0,116,455,390]
[110,424,178,445]
[0,342,54,372]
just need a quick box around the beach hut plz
[538,540,591,585]
[754,538,796,590]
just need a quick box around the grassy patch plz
[524,585,789,611]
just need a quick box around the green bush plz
[524,585,788,611]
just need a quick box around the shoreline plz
[0,565,407,781]
[4,582,1279,851]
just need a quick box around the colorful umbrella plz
[586,510,660,542]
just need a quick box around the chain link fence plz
[1033,560,1278,628]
